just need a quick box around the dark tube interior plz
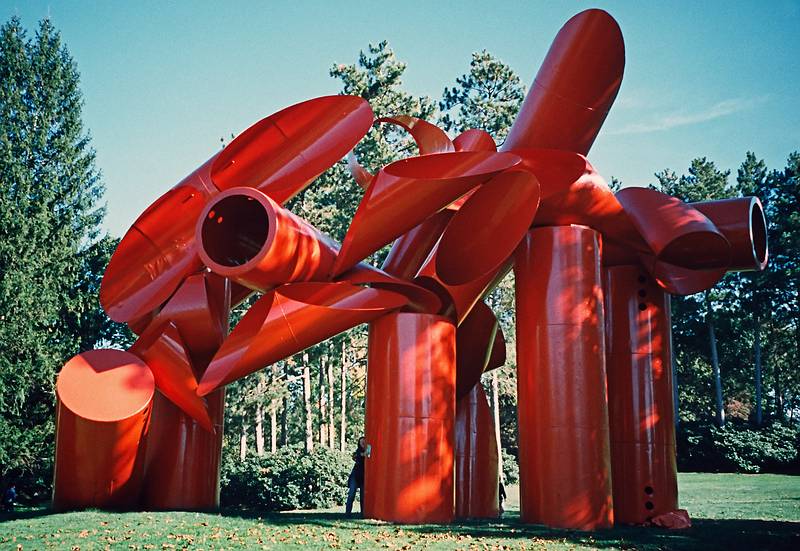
[201,195,269,267]
[751,201,768,264]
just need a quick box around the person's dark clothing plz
[346,447,365,515]
[3,487,16,512]
[499,482,506,515]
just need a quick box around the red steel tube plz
[52,349,155,511]
[604,265,678,524]
[514,225,614,530]
[364,312,456,523]
[141,389,225,510]
[455,384,500,519]
[197,186,339,292]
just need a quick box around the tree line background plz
[1,17,798,500]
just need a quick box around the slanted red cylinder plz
[141,389,225,510]
[197,186,338,292]
[455,384,500,519]
[53,349,154,511]
[364,312,456,523]
[514,225,614,530]
[604,265,678,524]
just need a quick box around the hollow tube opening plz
[201,195,269,267]
[751,200,768,265]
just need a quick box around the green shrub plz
[677,420,799,473]
[221,445,352,511]
[501,448,519,484]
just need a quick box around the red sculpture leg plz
[604,265,678,524]
[455,384,500,519]
[52,350,155,511]
[141,389,225,510]
[364,312,456,523]
[514,226,614,530]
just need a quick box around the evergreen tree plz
[0,17,118,484]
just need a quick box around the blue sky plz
[5,0,799,237]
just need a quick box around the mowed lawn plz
[1,473,798,550]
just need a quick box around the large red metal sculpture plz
[52,9,768,529]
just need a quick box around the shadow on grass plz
[219,509,800,551]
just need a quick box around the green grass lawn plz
[1,473,798,550]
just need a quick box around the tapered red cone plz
[503,9,624,154]
[456,302,500,399]
[616,187,730,270]
[198,282,408,394]
[381,210,454,280]
[211,95,374,203]
[436,169,541,286]
[131,322,213,432]
[334,151,521,276]
[100,164,213,323]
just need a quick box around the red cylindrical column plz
[604,265,678,524]
[455,384,500,519]
[364,312,456,523]
[53,349,154,511]
[514,225,613,530]
[140,389,225,510]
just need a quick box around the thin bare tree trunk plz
[280,392,288,447]
[491,370,503,481]
[340,339,348,452]
[239,423,248,461]
[328,357,335,450]
[303,351,314,452]
[255,403,265,456]
[319,355,328,447]
[270,364,279,453]
[754,313,763,426]
[706,292,724,427]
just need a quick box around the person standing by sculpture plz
[345,437,367,516]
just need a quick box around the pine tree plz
[0,17,119,485]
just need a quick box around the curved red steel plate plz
[197,186,339,292]
[334,151,521,276]
[455,384,500,519]
[139,272,231,372]
[381,210,454,279]
[336,261,442,314]
[376,115,455,155]
[436,169,541,286]
[691,196,768,271]
[347,115,455,189]
[453,129,497,153]
[131,322,213,432]
[616,187,731,270]
[644,253,728,296]
[100,159,215,323]
[503,9,624,154]
[197,282,408,395]
[211,95,373,203]
[455,301,499,399]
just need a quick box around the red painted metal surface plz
[691,197,768,271]
[198,282,408,395]
[335,261,442,314]
[212,96,373,203]
[604,265,678,525]
[141,389,225,510]
[514,226,613,530]
[334,151,521,275]
[381,210,454,280]
[53,349,154,511]
[453,129,497,153]
[455,301,500,399]
[502,9,624,155]
[131,322,213,432]
[364,312,456,523]
[101,96,370,323]
[197,186,339,292]
[436,169,541,286]
[455,384,500,519]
